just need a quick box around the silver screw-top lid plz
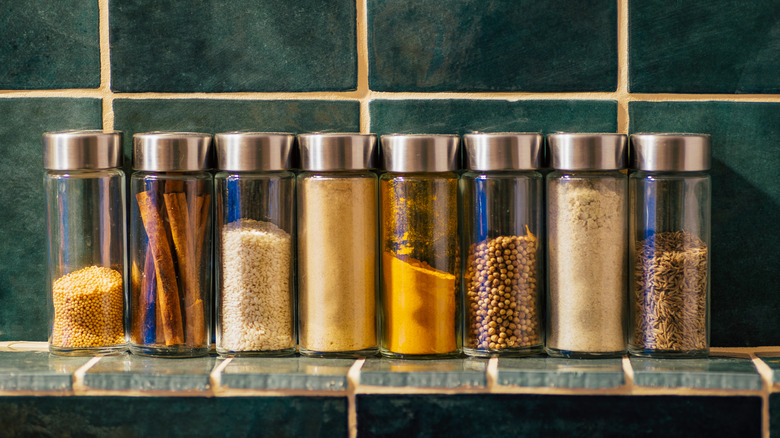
[630,133,711,172]
[463,133,542,171]
[215,132,294,171]
[547,133,627,170]
[298,133,377,171]
[43,130,122,170]
[133,132,212,171]
[381,134,459,173]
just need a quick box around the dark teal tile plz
[630,1,780,93]
[110,0,356,92]
[755,354,780,384]
[0,396,348,437]
[0,2,99,89]
[359,359,487,388]
[369,100,617,137]
[0,98,102,342]
[357,394,761,437]
[220,357,354,391]
[630,356,760,390]
[770,393,780,436]
[114,99,360,169]
[83,355,215,392]
[368,0,616,92]
[629,101,780,347]
[0,351,88,391]
[497,357,624,389]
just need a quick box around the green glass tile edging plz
[630,356,761,390]
[0,351,89,392]
[220,357,354,391]
[497,357,625,389]
[369,100,618,137]
[629,0,780,93]
[0,2,100,89]
[0,98,103,343]
[754,355,780,384]
[110,0,357,92]
[0,396,349,437]
[629,101,780,347]
[83,355,215,392]
[368,0,617,92]
[359,358,488,388]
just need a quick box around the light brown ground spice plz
[51,266,124,348]
[632,231,708,352]
[465,233,541,352]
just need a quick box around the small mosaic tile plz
[359,358,487,388]
[83,354,215,392]
[0,351,88,391]
[220,357,354,391]
[630,356,761,390]
[497,357,625,389]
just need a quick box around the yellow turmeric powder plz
[382,252,457,355]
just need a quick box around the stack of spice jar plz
[44,130,710,359]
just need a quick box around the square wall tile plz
[630,1,780,93]
[0,2,100,89]
[369,0,617,92]
[357,394,761,437]
[0,98,103,342]
[0,396,348,437]
[369,100,617,137]
[110,0,356,92]
[113,99,360,167]
[630,101,780,346]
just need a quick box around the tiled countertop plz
[1,342,777,437]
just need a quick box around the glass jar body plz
[215,170,295,357]
[379,172,460,358]
[297,171,377,357]
[629,171,711,357]
[461,170,544,357]
[546,170,628,358]
[45,169,127,356]
[129,171,213,357]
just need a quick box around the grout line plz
[356,0,371,133]
[347,358,365,438]
[621,356,635,392]
[751,354,773,438]
[210,357,233,394]
[98,0,114,130]
[486,356,499,391]
[616,0,630,134]
[72,356,102,394]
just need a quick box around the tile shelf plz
[1,343,775,395]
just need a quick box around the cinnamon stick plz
[139,247,157,345]
[163,191,205,347]
[136,190,184,346]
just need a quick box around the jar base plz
[49,344,127,357]
[629,347,709,358]
[299,346,378,358]
[216,347,296,358]
[379,348,461,359]
[463,345,544,358]
[545,347,626,358]
[130,344,210,358]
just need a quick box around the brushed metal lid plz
[298,133,377,171]
[133,132,212,171]
[630,133,711,172]
[547,133,627,170]
[380,134,459,173]
[215,132,294,171]
[43,130,122,170]
[463,132,542,171]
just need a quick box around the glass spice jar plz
[44,130,126,356]
[629,133,711,358]
[379,134,461,358]
[129,132,213,357]
[297,133,378,357]
[461,133,544,357]
[546,133,628,358]
[214,132,296,357]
